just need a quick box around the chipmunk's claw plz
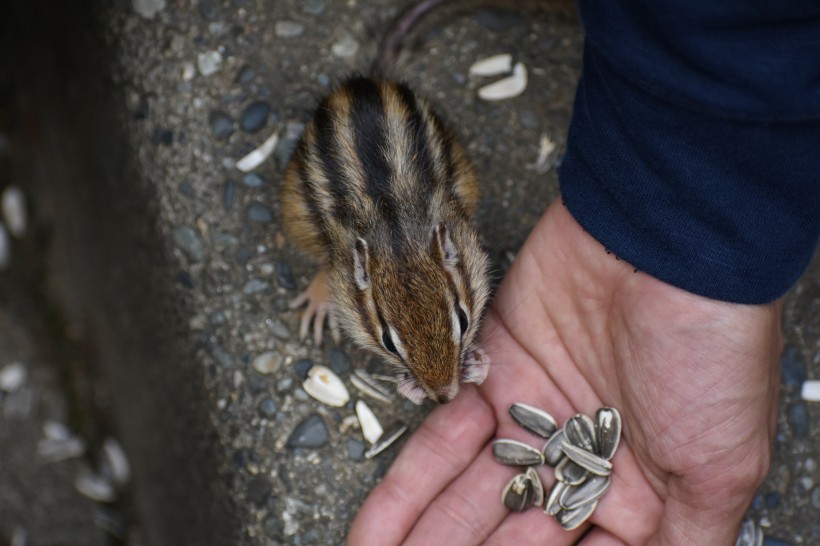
[289,269,337,345]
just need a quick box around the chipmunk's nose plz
[433,382,459,404]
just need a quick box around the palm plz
[348,201,781,545]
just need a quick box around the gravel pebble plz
[765,492,780,508]
[133,0,166,19]
[240,101,270,133]
[252,352,282,375]
[247,202,274,223]
[223,179,235,210]
[294,359,314,380]
[243,278,269,294]
[235,65,256,85]
[788,403,809,438]
[209,111,234,140]
[275,20,305,38]
[268,319,290,339]
[0,362,27,392]
[197,50,223,76]
[287,414,329,448]
[780,346,806,388]
[326,349,351,375]
[346,439,365,461]
[198,0,216,20]
[762,538,793,546]
[331,33,359,58]
[211,346,234,369]
[811,486,820,510]
[259,398,277,418]
[246,478,272,506]
[302,0,326,14]
[276,261,297,289]
[242,173,266,187]
[172,226,205,262]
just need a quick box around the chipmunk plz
[280,1,492,404]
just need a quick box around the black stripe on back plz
[395,83,437,196]
[347,78,401,245]
[293,143,332,248]
[313,96,354,224]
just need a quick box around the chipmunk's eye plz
[381,327,400,356]
[457,306,469,340]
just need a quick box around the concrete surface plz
[1,0,817,544]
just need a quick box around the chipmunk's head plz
[332,222,491,404]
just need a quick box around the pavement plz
[1,0,817,544]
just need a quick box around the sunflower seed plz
[493,439,544,466]
[544,479,568,516]
[556,499,598,530]
[364,424,408,459]
[526,467,544,507]
[561,443,612,476]
[501,473,533,512]
[560,475,610,511]
[595,407,621,460]
[554,458,588,485]
[564,414,597,453]
[509,403,557,438]
[543,429,566,466]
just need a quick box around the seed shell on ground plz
[526,467,544,507]
[564,414,597,453]
[492,439,544,466]
[543,429,566,466]
[355,400,384,444]
[509,403,558,438]
[364,424,408,459]
[595,407,622,460]
[302,364,350,407]
[556,499,598,531]
[555,457,588,485]
[560,475,610,511]
[561,443,613,476]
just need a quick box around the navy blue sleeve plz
[559,0,820,304]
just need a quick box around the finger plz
[347,386,495,546]
[403,445,516,545]
[483,506,582,546]
[578,527,627,546]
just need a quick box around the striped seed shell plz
[493,439,544,466]
[555,457,588,486]
[543,429,566,466]
[564,414,597,453]
[509,403,558,438]
[735,519,764,546]
[560,475,611,511]
[501,473,533,512]
[595,407,622,460]
[544,479,568,516]
[526,467,544,507]
[556,499,598,531]
[562,443,613,477]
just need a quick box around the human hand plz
[348,200,782,545]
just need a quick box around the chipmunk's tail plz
[371,0,452,79]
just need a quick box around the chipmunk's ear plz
[353,238,371,290]
[431,222,458,270]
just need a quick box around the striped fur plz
[281,77,490,403]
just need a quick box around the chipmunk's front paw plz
[288,269,340,345]
[461,347,490,385]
